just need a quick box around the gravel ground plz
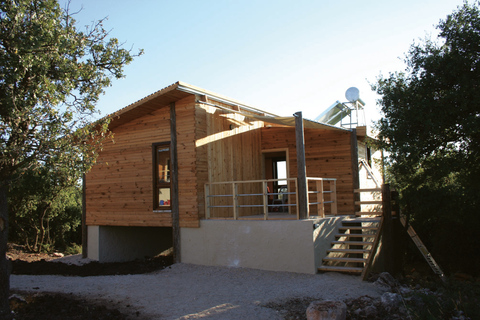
[11,263,386,320]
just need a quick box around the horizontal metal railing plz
[204,177,337,220]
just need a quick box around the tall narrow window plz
[153,142,171,210]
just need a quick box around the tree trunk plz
[0,185,12,319]
[39,207,47,250]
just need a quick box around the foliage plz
[0,0,141,317]
[0,0,142,182]
[8,163,83,252]
[402,278,480,320]
[372,1,480,275]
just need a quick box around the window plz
[153,142,171,210]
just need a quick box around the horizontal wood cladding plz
[261,127,355,215]
[176,98,200,228]
[88,212,172,226]
[86,96,198,228]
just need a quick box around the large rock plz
[306,300,347,320]
[380,292,402,312]
[374,272,398,290]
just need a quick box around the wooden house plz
[85,81,384,274]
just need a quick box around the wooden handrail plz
[359,159,381,188]
[354,187,383,217]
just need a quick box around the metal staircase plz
[318,217,381,274]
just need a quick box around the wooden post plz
[331,180,338,215]
[82,173,87,259]
[204,184,210,219]
[294,112,308,219]
[350,128,360,215]
[391,189,403,275]
[170,102,181,263]
[382,183,393,274]
[317,180,324,217]
[263,181,269,220]
[232,183,239,220]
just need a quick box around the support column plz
[382,184,393,274]
[294,112,308,219]
[350,128,360,214]
[82,173,87,258]
[170,102,180,263]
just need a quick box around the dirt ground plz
[7,244,173,319]
[6,243,456,320]
[7,243,384,320]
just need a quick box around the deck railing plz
[204,177,337,220]
[354,188,383,217]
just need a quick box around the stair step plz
[355,200,383,205]
[327,248,371,254]
[335,233,376,238]
[339,226,378,230]
[355,212,383,216]
[342,218,381,223]
[323,257,367,263]
[332,240,373,246]
[318,266,363,273]
[354,188,382,193]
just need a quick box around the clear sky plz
[70,0,466,126]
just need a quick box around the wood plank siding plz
[176,98,201,227]
[261,127,355,215]
[86,96,266,227]
[85,82,358,227]
[86,96,198,227]
[195,104,264,218]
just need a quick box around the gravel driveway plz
[11,263,386,319]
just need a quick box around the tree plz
[372,1,480,275]
[0,1,141,317]
[8,159,83,253]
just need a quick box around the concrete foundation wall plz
[312,217,344,269]
[87,226,172,262]
[181,219,317,274]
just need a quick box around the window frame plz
[152,141,172,211]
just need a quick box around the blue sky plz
[71,0,466,126]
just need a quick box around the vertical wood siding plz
[261,127,355,215]
[195,104,264,218]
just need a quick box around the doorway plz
[263,150,288,212]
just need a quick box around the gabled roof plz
[105,81,349,132]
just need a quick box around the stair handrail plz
[359,159,381,188]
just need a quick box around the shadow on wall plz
[88,226,173,263]
[313,217,344,270]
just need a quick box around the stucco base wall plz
[87,226,172,262]
[312,217,344,269]
[180,219,316,274]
